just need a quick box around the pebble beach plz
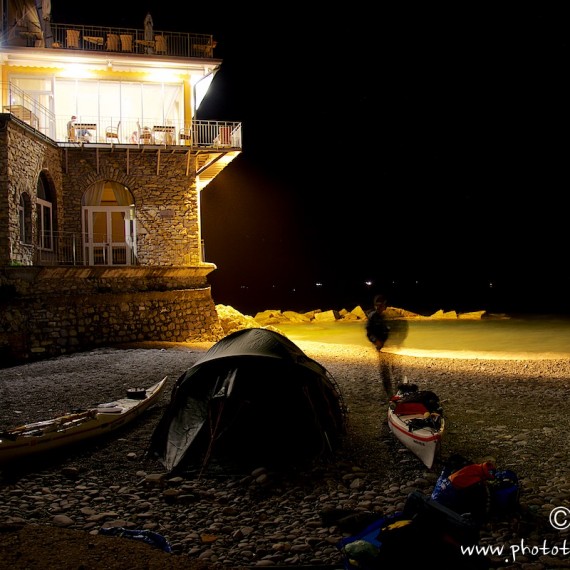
[0,340,569,569]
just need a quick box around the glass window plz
[55,78,183,141]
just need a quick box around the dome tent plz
[149,328,347,472]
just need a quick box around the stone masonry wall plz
[0,266,225,364]
[0,118,63,265]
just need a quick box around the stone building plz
[0,1,241,363]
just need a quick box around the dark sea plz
[210,274,570,320]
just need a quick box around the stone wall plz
[0,117,63,266]
[0,266,225,364]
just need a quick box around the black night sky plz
[53,4,570,315]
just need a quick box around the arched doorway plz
[81,181,136,266]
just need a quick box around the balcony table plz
[152,125,175,145]
[73,123,97,142]
[83,36,104,47]
[135,39,155,53]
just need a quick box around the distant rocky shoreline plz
[215,303,494,339]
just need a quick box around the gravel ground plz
[0,339,569,569]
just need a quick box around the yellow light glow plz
[196,151,240,192]
[59,64,94,78]
[145,69,180,83]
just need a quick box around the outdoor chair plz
[105,121,121,143]
[155,35,167,54]
[179,127,192,145]
[120,34,133,52]
[106,34,120,51]
[137,121,152,144]
[66,29,80,49]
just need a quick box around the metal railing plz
[59,117,242,149]
[0,82,55,138]
[31,231,205,267]
[33,232,83,265]
[5,22,217,59]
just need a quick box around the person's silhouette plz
[365,294,406,399]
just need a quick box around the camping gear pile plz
[337,454,520,569]
[430,453,520,522]
[338,490,484,568]
[149,328,347,473]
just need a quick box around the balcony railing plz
[59,117,242,149]
[30,231,206,267]
[0,82,54,139]
[1,82,242,150]
[5,22,217,59]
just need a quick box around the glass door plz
[82,206,135,265]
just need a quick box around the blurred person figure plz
[366,293,397,399]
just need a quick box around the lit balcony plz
[1,82,242,151]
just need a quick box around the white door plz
[82,206,136,265]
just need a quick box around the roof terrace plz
[6,21,217,60]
